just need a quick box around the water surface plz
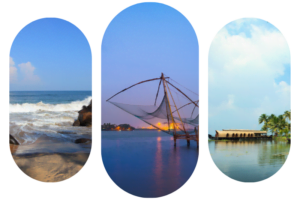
[100,131,300,200]
[10,91,92,154]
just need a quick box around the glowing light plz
[140,122,182,131]
[157,137,161,142]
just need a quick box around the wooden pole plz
[166,81,189,138]
[107,77,161,101]
[171,100,199,114]
[154,79,162,106]
[166,80,198,107]
[162,73,177,146]
[190,102,198,118]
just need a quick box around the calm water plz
[10,91,92,154]
[100,131,300,200]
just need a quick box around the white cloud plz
[253,81,290,119]
[209,21,290,133]
[9,57,17,82]
[226,18,256,31]
[9,57,15,66]
[18,62,40,83]
[209,94,235,117]
[9,58,40,85]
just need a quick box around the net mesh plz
[109,94,198,135]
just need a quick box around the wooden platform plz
[173,127,199,147]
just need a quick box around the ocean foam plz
[10,96,92,113]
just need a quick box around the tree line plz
[259,110,291,137]
[102,123,135,131]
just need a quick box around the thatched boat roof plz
[216,130,267,137]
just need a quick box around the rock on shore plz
[10,134,19,145]
[73,100,92,127]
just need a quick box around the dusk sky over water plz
[102,3,198,127]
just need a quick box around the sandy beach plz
[9,134,122,199]
[9,91,92,182]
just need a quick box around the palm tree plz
[283,110,291,133]
[268,115,277,136]
[259,114,269,131]
[280,128,290,137]
[259,111,291,138]
[266,114,276,136]
[283,110,291,121]
[268,115,287,137]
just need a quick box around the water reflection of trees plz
[257,140,290,166]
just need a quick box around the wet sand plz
[10,139,91,182]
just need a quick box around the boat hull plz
[209,135,273,141]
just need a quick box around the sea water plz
[10,91,92,154]
[100,130,300,200]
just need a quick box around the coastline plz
[10,143,122,200]
[9,92,92,182]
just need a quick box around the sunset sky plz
[102,3,198,127]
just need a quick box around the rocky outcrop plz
[10,135,19,154]
[74,138,92,144]
[73,119,80,126]
[73,100,92,127]
[10,134,20,145]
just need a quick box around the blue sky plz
[102,3,198,127]
[10,18,91,91]
[9,6,300,134]
[209,18,290,135]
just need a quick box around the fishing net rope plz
[107,73,199,137]
[109,94,198,135]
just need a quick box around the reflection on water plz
[257,141,289,166]
[207,140,300,199]
[100,131,300,200]
[155,136,163,195]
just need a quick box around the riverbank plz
[274,136,291,142]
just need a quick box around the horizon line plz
[10,90,92,92]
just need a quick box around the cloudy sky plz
[209,18,290,135]
[10,18,91,91]
[102,3,198,127]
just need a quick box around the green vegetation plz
[274,136,290,141]
[259,110,291,138]
[102,123,135,131]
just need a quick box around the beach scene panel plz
[9,16,121,199]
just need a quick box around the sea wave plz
[10,96,92,113]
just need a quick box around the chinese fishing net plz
[108,93,198,135]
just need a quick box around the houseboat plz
[213,129,271,140]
